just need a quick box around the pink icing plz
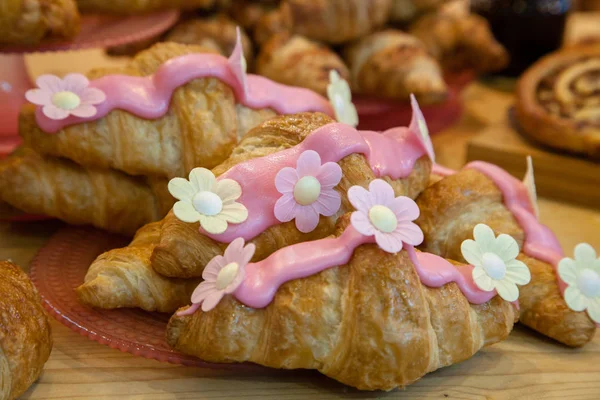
[34,53,334,133]
[206,123,426,243]
[466,161,567,295]
[431,163,456,177]
[234,226,493,308]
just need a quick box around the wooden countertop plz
[2,53,600,400]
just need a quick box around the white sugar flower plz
[522,155,539,218]
[168,168,248,234]
[558,243,600,323]
[327,70,358,127]
[461,224,531,302]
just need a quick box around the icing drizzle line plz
[205,122,427,243]
[34,52,335,133]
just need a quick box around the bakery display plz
[75,0,215,14]
[0,39,334,234]
[0,261,53,400]
[515,45,600,159]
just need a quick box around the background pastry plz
[76,0,216,14]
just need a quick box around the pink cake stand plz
[0,11,180,157]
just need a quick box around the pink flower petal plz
[36,74,63,93]
[79,87,106,105]
[347,185,374,213]
[70,104,98,118]
[191,281,218,303]
[313,189,341,217]
[202,254,226,281]
[239,243,256,266]
[374,231,404,253]
[350,211,376,237]
[410,94,435,162]
[295,206,320,233]
[63,73,90,94]
[201,290,226,311]
[274,193,299,223]
[25,88,52,106]
[224,237,245,263]
[42,104,69,120]
[176,303,201,316]
[394,221,424,246]
[369,179,395,206]
[389,196,420,222]
[275,167,298,194]
[317,161,343,188]
[296,150,322,178]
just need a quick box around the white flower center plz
[52,91,81,110]
[368,205,398,233]
[293,176,321,206]
[192,191,223,216]
[216,262,239,290]
[481,252,507,280]
[577,269,600,298]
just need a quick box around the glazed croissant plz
[343,30,447,103]
[416,168,596,347]
[409,13,509,73]
[21,42,277,178]
[167,218,518,391]
[0,0,80,46]
[77,222,200,312]
[152,112,431,278]
[281,0,393,44]
[256,33,350,96]
[0,261,53,400]
[0,149,172,235]
[76,0,215,14]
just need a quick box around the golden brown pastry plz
[228,0,278,32]
[165,15,254,66]
[0,0,80,46]
[0,261,53,400]
[151,112,431,278]
[343,30,447,103]
[409,13,509,73]
[416,168,596,347]
[253,7,291,46]
[77,222,200,312]
[515,45,600,159]
[281,0,393,44]
[20,42,278,178]
[256,33,350,96]
[76,0,215,14]
[166,217,518,391]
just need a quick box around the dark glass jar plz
[472,0,571,76]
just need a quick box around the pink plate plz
[29,225,258,369]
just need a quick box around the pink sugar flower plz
[409,94,435,162]
[274,150,343,233]
[25,73,106,120]
[348,179,423,253]
[178,238,255,315]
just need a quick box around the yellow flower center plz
[192,191,223,216]
[368,205,397,233]
[52,91,81,110]
[216,262,240,290]
[293,176,321,206]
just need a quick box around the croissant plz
[152,112,431,278]
[166,217,518,391]
[0,0,80,46]
[77,222,200,312]
[0,149,172,236]
[256,33,350,96]
[343,30,447,103]
[389,0,447,23]
[0,261,53,400]
[228,0,278,31]
[409,13,509,73]
[253,8,291,46]
[76,0,215,14]
[416,166,596,347]
[281,0,393,44]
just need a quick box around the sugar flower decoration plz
[178,238,255,315]
[558,243,600,323]
[348,179,423,253]
[168,168,248,235]
[461,224,531,302]
[327,70,358,127]
[228,27,248,95]
[522,155,539,218]
[409,94,435,162]
[274,150,342,233]
[25,73,106,120]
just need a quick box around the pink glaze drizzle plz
[233,226,493,309]
[431,163,456,177]
[205,122,426,243]
[34,53,334,133]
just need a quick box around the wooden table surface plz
[2,52,600,400]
